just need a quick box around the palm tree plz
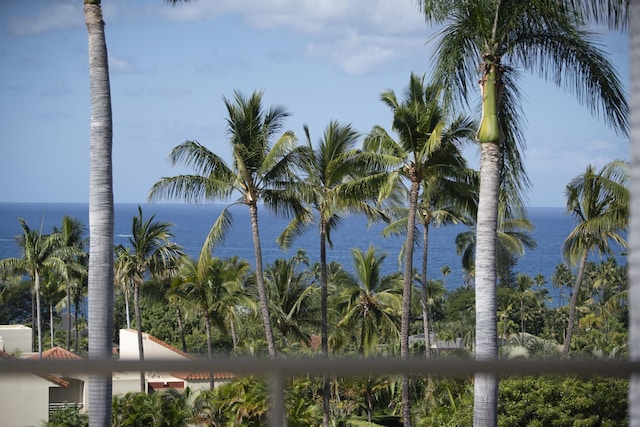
[149,90,307,358]
[278,120,385,426]
[561,160,629,355]
[455,204,537,287]
[263,256,318,350]
[83,0,114,423]
[418,1,629,424]
[332,246,402,357]
[174,254,252,388]
[0,219,71,358]
[384,156,477,360]
[53,215,87,350]
[364,73,475,426]
[114,245,135,329]
[125,206,184,391]
[631,5,640,425]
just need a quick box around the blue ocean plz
[0,203,625,304]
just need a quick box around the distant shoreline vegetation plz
[0,202,626,306]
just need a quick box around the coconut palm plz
[332,246,402,357]
[383,156,477,359]
[364,73,475,426]
[52,216,87,350]
[114,245,135,329]
[277,120,386,426]
[455,205,537,287]
[174,254,253,388]
[263,256,317,350]
[149,90,307,358]
[418,1,629,423]
[0,219,73,358]
[125,206,184,391]
[561,160,629,355]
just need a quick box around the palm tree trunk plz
[35,271,43,358]
[134,281,146,392]
[248,202,277,357]
[85,1,115,424]
[421,221,431,359]
[31,291,36,352]
[229,315,238,353]
[50,300,55,349]
[563,248,589,355]
[473,141,501,427]
[320,220,331,427]
[125,280,131,329]
[629,2,640,424]
[176,307,187,353]
[401,178,420,427]
[66,286,71,350]
[205,314,214,390]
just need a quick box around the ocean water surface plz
[0,202,626,304]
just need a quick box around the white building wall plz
[0,325,32,353]
[0,374,57,427]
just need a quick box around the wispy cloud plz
[109,56,155,74]
[5,3,82,36]
[158,0,428,74]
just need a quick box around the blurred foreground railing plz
[2,357,639,426]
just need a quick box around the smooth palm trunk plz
[85,1,114,425]
[248,202,277,358]
[473,142,500,427]
[629,3,639,423]
[421,222,431,359]
[35,272,43,358]
[134,282,146,392]
[205,315,214,390]
[563,248,589,355]
[320,221,331,427]
[401,179,420,427]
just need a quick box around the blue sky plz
[0,0,629,207]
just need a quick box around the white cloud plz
[6,3,82,35]
[109,56,155,74]
[158,0,429,74]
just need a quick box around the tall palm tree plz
[149,90,307,358]
[278,120,385,426]
[383,157,477,359]
[332,246,403,357]
[364,72,475,426]
[419,1,629,424]
[83,0,114,424]
[53,215,87,350]
[561,160,629,355]
[126,206,183,391]
[0,219,71,358]
[631,2,640,422]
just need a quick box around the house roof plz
[0,349,69,387]
[121,329,233,381]
[172,371,235,381]
[28,346,83,361]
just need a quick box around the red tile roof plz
[0,349,69,387]
[28,346,83,361]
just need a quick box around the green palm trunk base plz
[477,65,501,144]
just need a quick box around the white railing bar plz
[1,357,638,378]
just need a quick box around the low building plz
[116,329,233,394]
